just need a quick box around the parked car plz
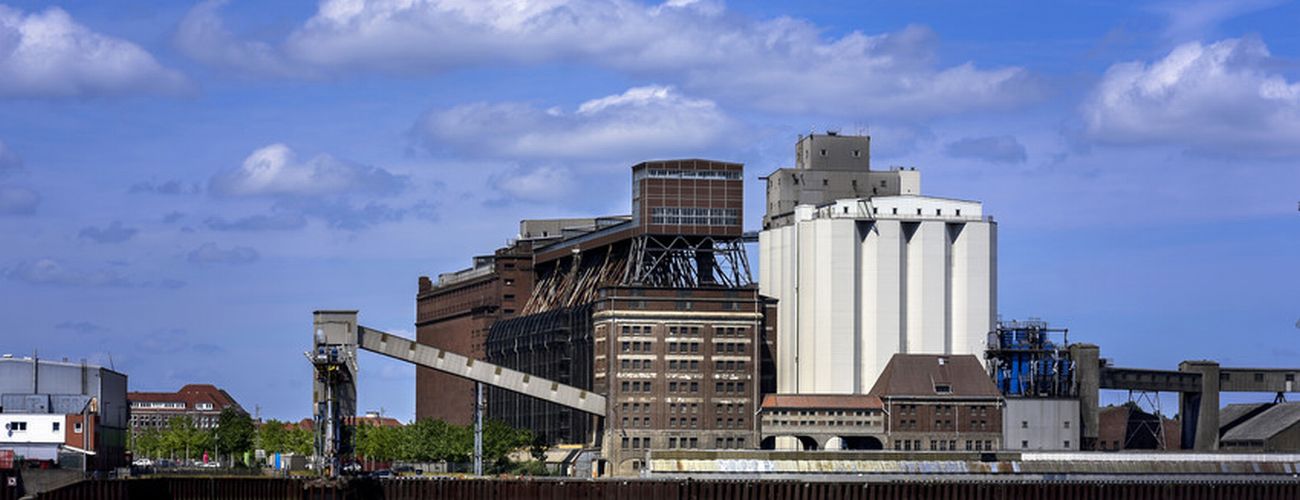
[132,458,154,468]
[370,469,394,479]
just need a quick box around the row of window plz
[621,341,652,353]
[621,402,652,414]
[669,359,701,371]
[667,342,701,353]
[620,358,654,371]
[667,417,699,428]
[622,416,652,428]
[715,381,747,394]
[668,381,700,393]
[667,325,704,336]
[638,169,742,181]
[766,419,875,427]
[715,403,746,415]
[621,381,653,393]
[714,417,747,429]
[649,207,741,227]
[3,421,81,433]
[893,439,995,451]
[896,404,993,416]
[715,342,747,354]
[668,403,701,414]
[620,325,653,336]
[715,360,746,372]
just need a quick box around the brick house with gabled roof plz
[128,384,245,432]
[868,354,1004,452]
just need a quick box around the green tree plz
[131,427,165,459]
[161,416,212,462]
[483,419,532,470]
[256,420,290,453]
[214,408,255,465]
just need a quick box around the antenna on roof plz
[108,353,116,371]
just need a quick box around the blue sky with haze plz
[1,0,1297,422]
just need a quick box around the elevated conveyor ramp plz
[356,326,606,416]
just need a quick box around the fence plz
[34,477,1300,500]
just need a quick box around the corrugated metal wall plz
[31,477,1300,500]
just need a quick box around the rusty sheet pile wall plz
[32,477,1300,500]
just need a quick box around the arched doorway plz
[840,435,884,450]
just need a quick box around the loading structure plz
[308,310,606,478]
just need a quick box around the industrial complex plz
[5,132,1300,491]
[332,132,1299,477]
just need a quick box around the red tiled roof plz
[760,394,883,410]
[868,354,1001,398]
[128,384,244,413]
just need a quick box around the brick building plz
[757,394,886,450]
[413,159,773,476]
[128,384,245,432]
[868,354,1003,452]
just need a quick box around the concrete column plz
[1070,344,1100,450]
[1179,360,1220,451]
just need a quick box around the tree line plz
[130,408,540,470]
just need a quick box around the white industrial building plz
[759,133,997,394]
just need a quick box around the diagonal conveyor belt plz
[356,326,607,417]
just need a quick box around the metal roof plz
[1222,402,1300,442]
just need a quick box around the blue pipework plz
[988,320,1076,397]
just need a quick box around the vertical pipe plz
[474,382,484,476]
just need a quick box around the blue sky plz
[1,0,1297,422]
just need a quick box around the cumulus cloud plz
[187,242,260,265]
[944,135,1028,164]
[0,5,189,98]
[174,0,302,77]
[1082,37,1300,157]
[0,185,39,215]
[210,143,406,197]
[422,85,736,162]
[78,221,139,244]
[179,0,1035,117]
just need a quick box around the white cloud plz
[1082,37,1300,157]
[1153,0,1282,42]
[181,0,1035,117]
[421,85,737,162]
[0,5,188,98]
[174,0,302,78]
[209,143,406,197]
[494,165,575,203]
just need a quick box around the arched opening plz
[762,435,820,450]
[840,435,884,450]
